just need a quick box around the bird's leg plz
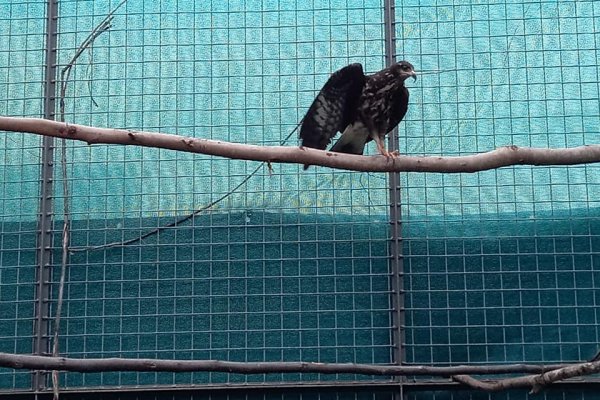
[373,134,391,159]
[375,135,401,158]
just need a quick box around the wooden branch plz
[5,351,596,393]
[1,116,599,172]
[0,352,568,376]
[452,360,600,394]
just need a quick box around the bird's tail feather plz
[330,123,368,155]
[304,123,368,169]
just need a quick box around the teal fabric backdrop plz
[0,0,598,398]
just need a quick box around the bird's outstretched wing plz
[299,63,366,155]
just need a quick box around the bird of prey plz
[299,61,417,169]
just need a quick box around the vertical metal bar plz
[383,0,406,394]
[33,0,59,392]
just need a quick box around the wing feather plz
[299,63,366,152]
[385,86,409,133]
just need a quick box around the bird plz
[299,61,417,169]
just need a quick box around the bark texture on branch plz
[1,116,598,173]
[2,351,592,393]
[452,360,600,393]
[0,352,568,376]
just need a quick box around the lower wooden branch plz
[452,360,600,393]
[0,352,568,376]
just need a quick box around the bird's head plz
[394,61,417,82]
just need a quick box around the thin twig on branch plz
[0,117,598,173]
[52,2,128,399]
[452,359,600,393]
[69,160,263,252]
[67,122,301,253]
[0,352,568,376]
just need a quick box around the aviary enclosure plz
[0,0,599,399]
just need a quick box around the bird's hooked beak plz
[400,70,417,82]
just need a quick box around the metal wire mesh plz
[47,0,394,390]
[396,0,600,368]
[40,390,399,400]
[406,389,598,400]
[0,0,599,398]
[0,0,47,390]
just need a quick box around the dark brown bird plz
[299,61,417,169]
